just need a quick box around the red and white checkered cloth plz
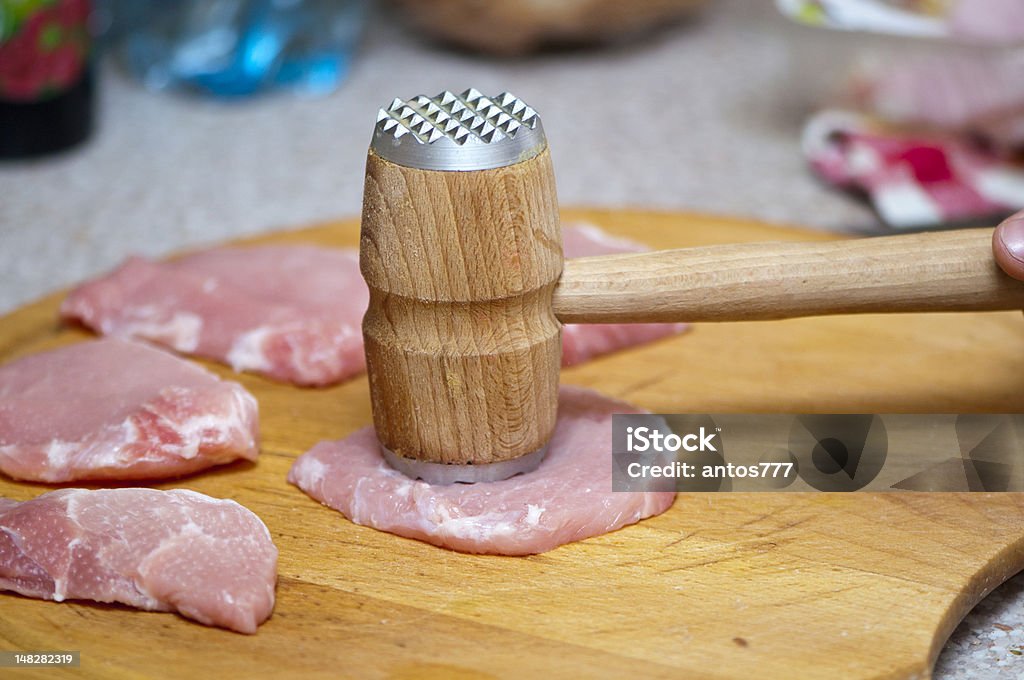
[804,110,1024,228]
[789,1,1024,228]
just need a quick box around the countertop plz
[0,1,1020,677]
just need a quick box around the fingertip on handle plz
[993,215,1024,282]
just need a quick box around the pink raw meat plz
[0,338,258,483]
[288,385,676,555]
[560,223,688,366]
[62,245,367,387]
[62,226,686,386]
[0,488,277,633]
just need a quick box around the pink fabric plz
[949,0,1024,43]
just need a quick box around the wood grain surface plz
[361,150,561,467]
[1,209,1023,680]
[555,228,1024,323]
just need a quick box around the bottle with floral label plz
[0,0,94,158]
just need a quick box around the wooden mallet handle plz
[554,228,1024,323]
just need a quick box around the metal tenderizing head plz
[370,88,546,171]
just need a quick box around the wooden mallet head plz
[360,89,562,484]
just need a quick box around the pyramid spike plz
[371,89,545,169]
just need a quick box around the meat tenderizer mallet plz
[360,88,1024,485]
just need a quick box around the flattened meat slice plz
[0,488,277,633]
[62,225,686,386]
[0,338,258,482]
[62,245,366,387]
[560,223,687,366]
[289,386,675,555]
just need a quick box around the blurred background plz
[4,0,1022,315]
[1,2,1023,674]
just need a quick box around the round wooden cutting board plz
[2,209,1023,680]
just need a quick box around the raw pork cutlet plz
[61,245,366,386]
[560,222,687,365]
[0,488,277,633]
[61,225,685,385]
[0,338,258,483]
[288,385,676,555]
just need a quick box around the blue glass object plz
[112,0,368,98]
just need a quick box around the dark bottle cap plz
[0,66,94,159]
